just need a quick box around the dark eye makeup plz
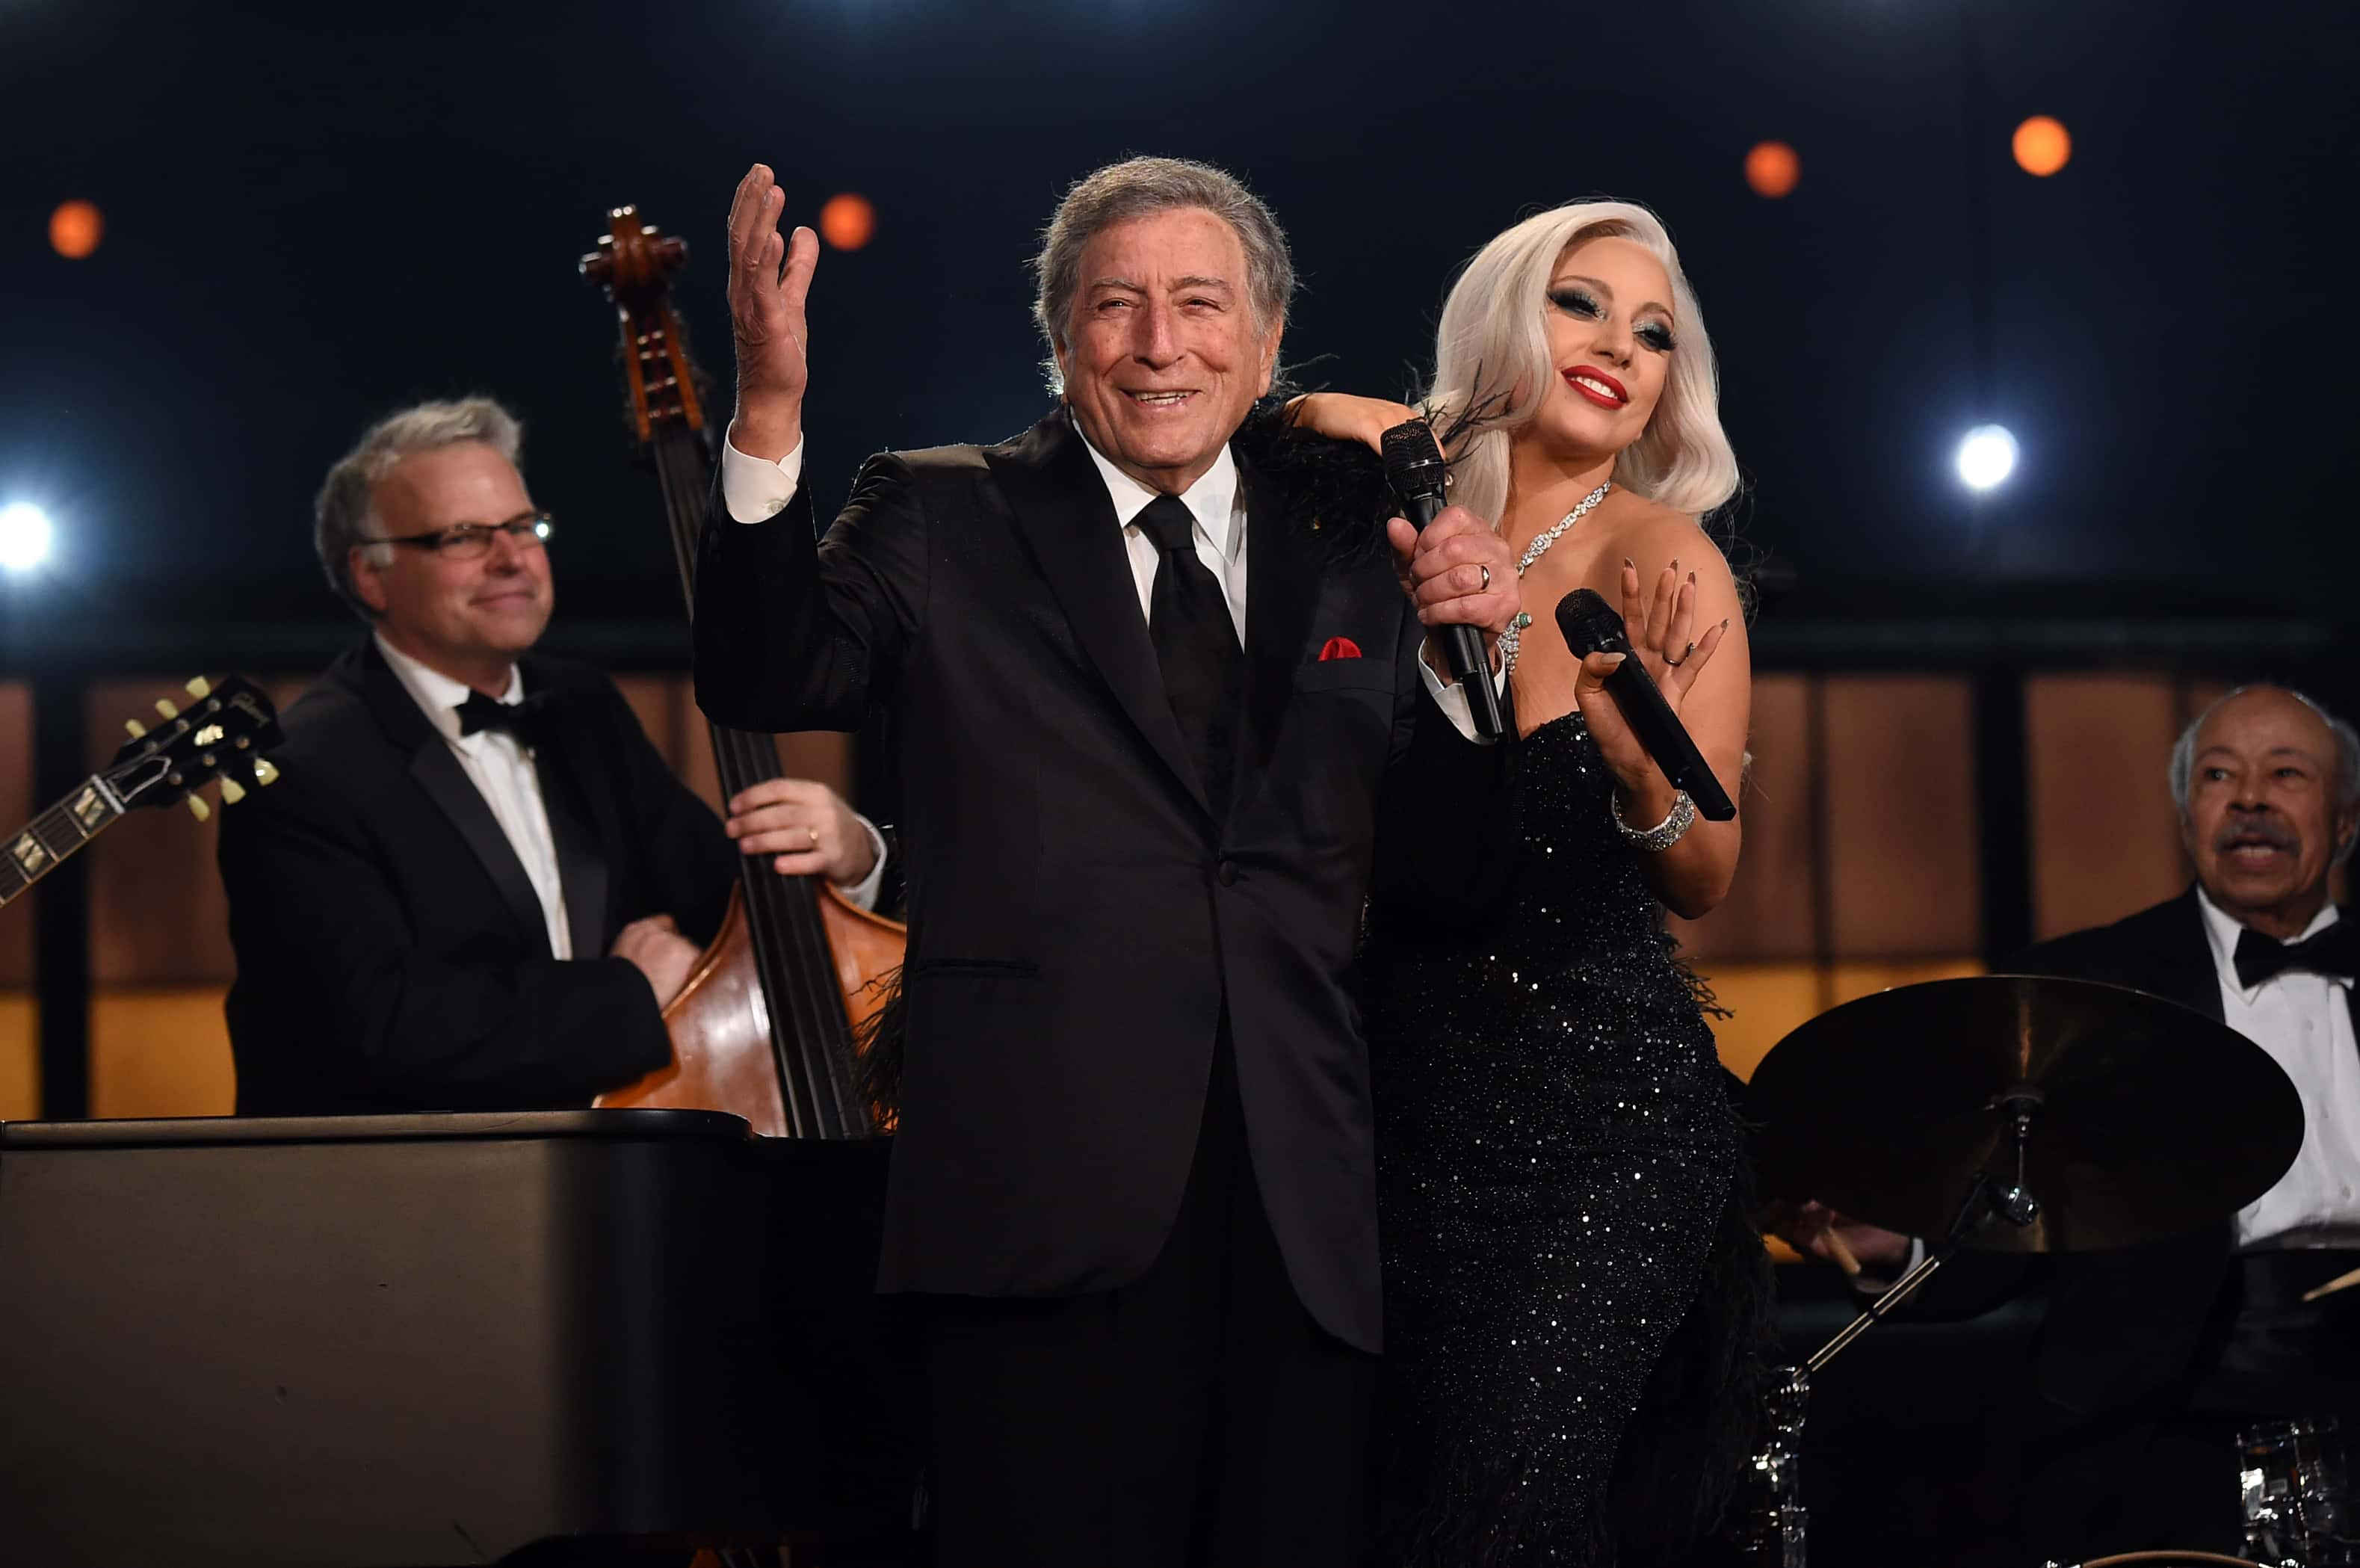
[1548,287,1601,320]
[1548,286,1678,353]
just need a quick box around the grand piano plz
[0,1109,913,1566]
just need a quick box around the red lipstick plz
[1563,365,1628,408]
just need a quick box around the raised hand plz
[724,163,821,460]
[1573,558,1730,791]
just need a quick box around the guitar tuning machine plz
[217,779,246,805]
[185,796,211,822]
[125,718,148,740]
[184,676,211,700]
[252,758,279,787]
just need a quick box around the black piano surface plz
[0,1109,911,1567]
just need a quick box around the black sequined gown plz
[1362,711,1770,1567]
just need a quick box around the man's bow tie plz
[2233,920,2359,990]
[455,689,563,750]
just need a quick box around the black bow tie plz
[2233,920,2359,990]
[454,689,563,750]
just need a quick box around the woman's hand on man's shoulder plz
[1284,392,1420,455]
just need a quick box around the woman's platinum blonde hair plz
[1424,200,1738,526]
[1031,155,1294,395]
[314,397,522,619]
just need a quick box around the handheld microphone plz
[1380,420,1506,742]
[1554,588,1736,821]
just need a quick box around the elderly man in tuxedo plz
[220,396,890,1114]
[697,156,1522,1564]
[1790,682,2360,1559]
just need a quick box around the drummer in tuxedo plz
[220,397,895,1115]
[1790,682,2360,1558]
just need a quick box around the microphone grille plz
[1379,419,1446,485]
[1554,587,1623,657]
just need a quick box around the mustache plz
[2215,816,2300,854]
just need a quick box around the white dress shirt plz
[719,425,1498,740]
[375,634,574,960]
[2197,888,2360,1250]
[377,635,889,927]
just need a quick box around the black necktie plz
[2234,920,2359,990]
[1137,494,1244,819]
[455,689,563,750]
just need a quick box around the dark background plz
[4,0,2355,664]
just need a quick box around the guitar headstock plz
[579,204,705,443]
[107,675,284,821]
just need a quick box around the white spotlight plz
[0,501,57,573]
[1955,425,2018,492]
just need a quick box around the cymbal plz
[1748,975,2302,1253]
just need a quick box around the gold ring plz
[806,825,820,848]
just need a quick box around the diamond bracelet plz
[1610,788,1696,852]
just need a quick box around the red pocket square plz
[1318,636,1362,661]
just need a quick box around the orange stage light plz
[1744,141,1800,199]
[50,200,104,259]
[2013,116,2072,176]
[818,193,876,251]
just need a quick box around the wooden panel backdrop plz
[3,668,2291,1118]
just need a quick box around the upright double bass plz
[581,206,903,1139]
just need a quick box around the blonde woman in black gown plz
[1296,200,1770,1565]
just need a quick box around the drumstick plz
[1820,1228,1864,1279]
[2300,1263,2360,1303]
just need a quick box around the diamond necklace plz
[1496,481,1612,678]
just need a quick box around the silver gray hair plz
[1031,156,1294,394]
[1425,200,1739,525]
[314,397,522,618]
[2169,684,2360,865]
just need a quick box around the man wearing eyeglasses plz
[218,397,893,1115]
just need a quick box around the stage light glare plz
[0,501,57,572]
[50,200,104,259]
[1744,141,1800,199]
[818,193,875,250]
[2012,116,2072,176]
[1956,425,2018,491]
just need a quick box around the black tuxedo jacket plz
[1977,888,2356,1552]
[219,641,740,1116]
[694,411,1518,1351]
[2004,885,2358,1416]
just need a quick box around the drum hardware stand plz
[1808,1083,2042,1376]
[1736,1084,2049,1566]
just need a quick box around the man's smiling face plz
[1054,206,1279,495]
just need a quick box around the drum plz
[2239,1416,2360,1567]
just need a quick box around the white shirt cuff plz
[1418,647,1510,745]
[832,814,889,913]
[720,424,805,523]
[1851,1235,1929,1296]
